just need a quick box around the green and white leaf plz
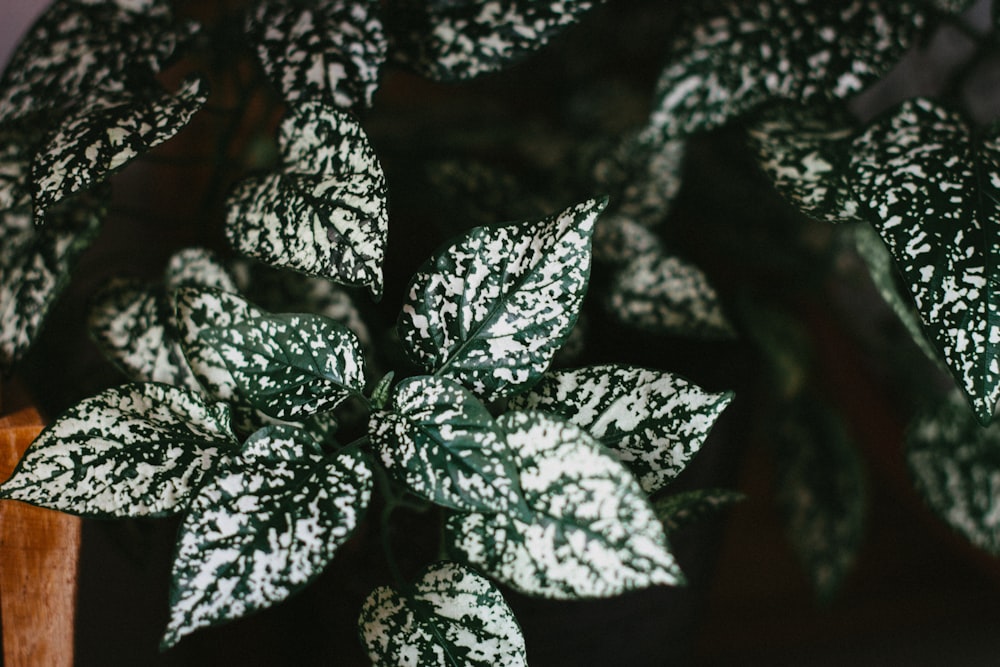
[226,100,387,296]
[591,215,662,265]
[162,439,372,647]
[648,0,923,139]
[850,98,1000,423]
[774,395,866,602]
[607,247,735,339]
[359,561,527,667]
[399,198,603,402]
[746,103,863,224]
[591,131,685,229]
[245,0,387,111]
[652,488,745,534]
[164,247,240,293]
[388,0,598,81]
[510,365,733,495]
[369,375,523,514]
[199,312,366,421]
[907,389,1000,555]
[32,77,208,217]
[0,382,237,517]
[448,411,682,598]
[0,121,43,211]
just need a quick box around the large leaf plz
[907,390,1000,555]
[510,365,733,495]
[32,77,208,217]
[447,411,681,598]
[359,561,527,667]
[245,0,387,112]
[199,312,367,420]
[850,98,1000,423]
[163,433,372,647]
[648,0,923,139]
[369,375,523,513]
[387,0,598,81]
[226,100,387,296]
[398,198,603,402]
[0,382,238,517]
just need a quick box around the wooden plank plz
[0,406,80,667]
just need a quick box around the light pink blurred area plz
[1,0,47,68]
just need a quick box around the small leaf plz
[162,439,373,647]
[359,561,527,667]
[907,390,1000,555]
[388,0,598,81]
[591,215,662,265]
[164,247,240,292]
[199,312,367,420]
[510,365,733,495]
[607,247,735,339]
[245,0,387,112]
[369,375,522,513]
[849,98,1000,423]
[448,411,681,598]
[591,131,685,229]
[652,488,745,534]
[0,382,238,517]
[226,100,388,296]
[398,198,604,402]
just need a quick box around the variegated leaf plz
[592,214,662,265]
[245,0,387,112]
[368,375,523,513]
[0,0,189,123]
[907,390,1000,555]
[199,312,366,421]
[447,411,682,598]
[774,395,866,602]
[388,0,598,81]
[0,192,104,370]
[162,437,373,647]
[164,247,240,292]
[0,382,238,517]
[509,365,733,495]
[591,131,685,229]
[32,77,208,217]
[226,101,387,296]
[398,198,604,402]
[652,489,745,534]
[359,561,527,667]
[849,98,1000,423]
[746,103,863,224]
[648,1,923,139]
[607,248,735,339]
[0,121,44,211]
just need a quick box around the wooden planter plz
[0,400,80,666]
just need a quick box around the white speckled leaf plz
[0,192,104,370]
[199,312,366,420]
[652,488,745,534]
[165,247,240,292]
[359,561,527,667]
[0,122,44,212]
[368,375,523,513]
[607,247,735,339]
[245,0,387,112]
[907,390,1000,555]
[746,104,863,224]
[447,411,682,598]
[388,0,597,81]
[649,0,923,139]
[592,215,662,266]
[162,438,373,647]
[398,198,604,402]
[0,382,238,517]
[850,98,1000,423]
[509,365,733,495]
[32,77,208,218]
[226,101,387,296]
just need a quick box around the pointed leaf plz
[388,0,598,81]
[849,98,1000,423]
[369,376,522,513]
[199,312,366,420]
[591,131,685,229]
[359,561,527,667]
[591,215,662,265]
[226,101,387,296]
[0,382,238,517]
[652,489,745,534]
[398,198,604,401]
[447,411,682,598]
[510,365,733,495]
[246,0,387,112]
[163,439,372,647]
[164,247,240,292]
